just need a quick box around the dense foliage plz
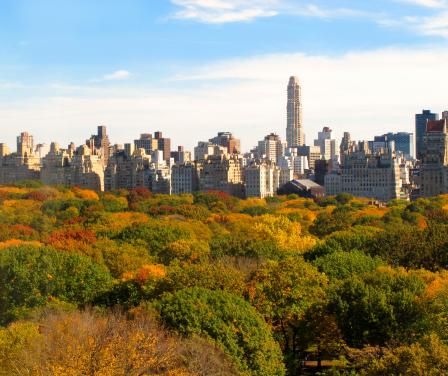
[1,185,448,374]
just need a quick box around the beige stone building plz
[244,162,279,198]
[257,133,284,164]
[200,154,244,197]
[41,142,105,191]
[41,143,73,186]
[325,143,401,201]
[194,141,227,161]
[0,133,41,184]
[105,148,154,191]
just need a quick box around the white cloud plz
[169,0,448,42]
[1,48,448,152]
[416,11,448,37]
[102,70,131,81]
[0,82,24,89]
[398,0,447,8]
[170,0,280,23]
[169,0,380,23]
[382,10,448,38]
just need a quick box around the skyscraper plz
[314,127,336,160]
[372,132,414,159]
[257,133,284,163]
[209,132,241,154]
[17,132,34,157]
[420,119,448,197]
[416,110,438,160]
[339,132,352,157]
[286,76,305,148]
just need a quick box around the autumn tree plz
[358,334,448,376]
[247,257,328,372]
[0,245,112,325]
[0,310,239,376]
[159,287,286,376]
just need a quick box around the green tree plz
[159,287,286,376]
[310,206,354,237]
[328,269,428,348]
[161,260,246,296]
[0,245,112,325]
[365,223,448,271]
[313,250,384,280]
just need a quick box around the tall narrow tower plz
[286,76,304,148]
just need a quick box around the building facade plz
[200,154,244,197]
[286,76,305,148]
[209,132,241,155]
[257,133,284,164]
[416,110,438,160]
[420,119,448,197]
[314,127,336,161]
[171,162,200,194]
[325,144,402,201]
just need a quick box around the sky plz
[1,0,448,151]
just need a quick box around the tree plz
[161,260,246,297]
[0,310,239,376]
[313,250,384,280]
[359,334,448,376]
[365,223,448,271]
[0,245,112,325]
[328,268,428,348]
[247,257,328,372]
[159,287,286,376]
[310,206,354,237]
[116,221,193,260]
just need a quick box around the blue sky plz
[1,0,448,150]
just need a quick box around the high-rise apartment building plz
[171,146,191,164]
[194,141,227,161]
[325,143,401,201]
[372,132,414,159]
[286,76,305,148]
[154,131,171,161]
[134,134,153,155]
[86,126,111,166]
[171,162,200,194]
[0,132,41,185]
[17,132,34,157]
[200,154,244,197]
[41,142,105,191]
[244,162,279,198]
[314,127,336,161]
[134,132,171,160]
[416,110,438,160]
[340,132,352,156]
[296,145,321,170]
[105,149,150,191]
[257,133,284,163]
[209,132,241,154]
[420,119,448,197]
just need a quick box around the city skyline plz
[0,99,442,155]
[1,1,448,149]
